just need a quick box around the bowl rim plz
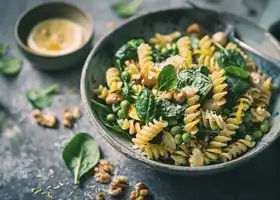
[13,1,94,58]
[81,7,279,174]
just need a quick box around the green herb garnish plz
[26,83,59,109]
[136,88,156,124]
[157,65,177,91]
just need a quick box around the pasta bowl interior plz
[81,8,280,174]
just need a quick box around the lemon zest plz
[236,99,244,124]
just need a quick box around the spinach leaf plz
[0,58,22,76]
[198,128,218,137]
[225,75,251,106]
[26,84,58,109]
[91,99,111,113]
[177,67,212,100]
[62,133,100,184]
[136,88,156,123]
[157,99,187,118]
[157,65,177,91]
[122,82,134,102]
[111,0,141,18]
[115,39,144,63]
[224,66,249,79]
[112,103,121,112]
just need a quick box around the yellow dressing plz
[27,18,84,56]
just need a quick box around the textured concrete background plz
[0,0,280,200]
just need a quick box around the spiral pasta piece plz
[219,135,256,162]
[106,67,123,93]
[150,31,181,45]
[128,105,140,120]
[176,36,193,66]
[189,148,204,167]
[132,119,168,146]
[142,144,169,160]
[171,150,189,166]
[250,106,270,122]
[124,60,141,81]
[183,87,201,135]
[96,85,108,100]
[196,35,219,72]
[200,109,226,130]
[210,69,228,109]
[121,119,141,135]
[132,84,144,95]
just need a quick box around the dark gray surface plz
[0,0,280,200]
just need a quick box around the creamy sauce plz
[27,18,85,56]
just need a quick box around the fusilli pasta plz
[176,36,193,67]
[106,67,123,93]
[142,144,169,160]
[121,119,141,135]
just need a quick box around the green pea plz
[117,109,126,119]
[155,44,161,50]
[244,113,252,123]
[253,130,263,140]
[174,134,182,145]
[106,114,116,122]
[168,119,178,126]
[121,71,131,82]
[182,133,191,143]
[170,126,182,135]
[260,120,269,133]
[161,47,167,54]
[120,100,130,111]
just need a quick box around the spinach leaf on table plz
[26,84,59,109]
[115,39,144,70]
[156,99,187,119]
[136,88,156,124]
[177,66,212,100]
[111,0,141,18]
[0,44,8,57]
[0,58,22,76]
[157,65,177,91]
[62,133,100,184]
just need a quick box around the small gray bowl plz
[14,2,93,71]
[81,8,280,174]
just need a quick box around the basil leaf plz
[177,67,212,100]
[217,49,246,69]
[225,66,249,79]
[111,0,141,18]
[62,133,100,184]
[158,65,177,91]
[225,75,251,106]
[115,39,144,62]
[156,99,187,118]
[136,88,156,123]
[26,84,58,109]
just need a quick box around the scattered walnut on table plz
[94,160,113,184]
[31,109,57,128]
[108,176,127,196]
[130,182,149,200]
[63,107,81,128]
[96,192,105,200]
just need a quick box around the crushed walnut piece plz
[109,176,127,196]
[31,109,57,127]
[63,107,81,127]
[94,160,113,183]
[186,23,203,37]
[130,183,149,200]
[96,192,105,200]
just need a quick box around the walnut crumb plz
[130,183,149,200]
[31,109,57,128]
[63,107,81,127]
[94,160,113,183]
[96,192,105,200]
[109,176,127,196]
